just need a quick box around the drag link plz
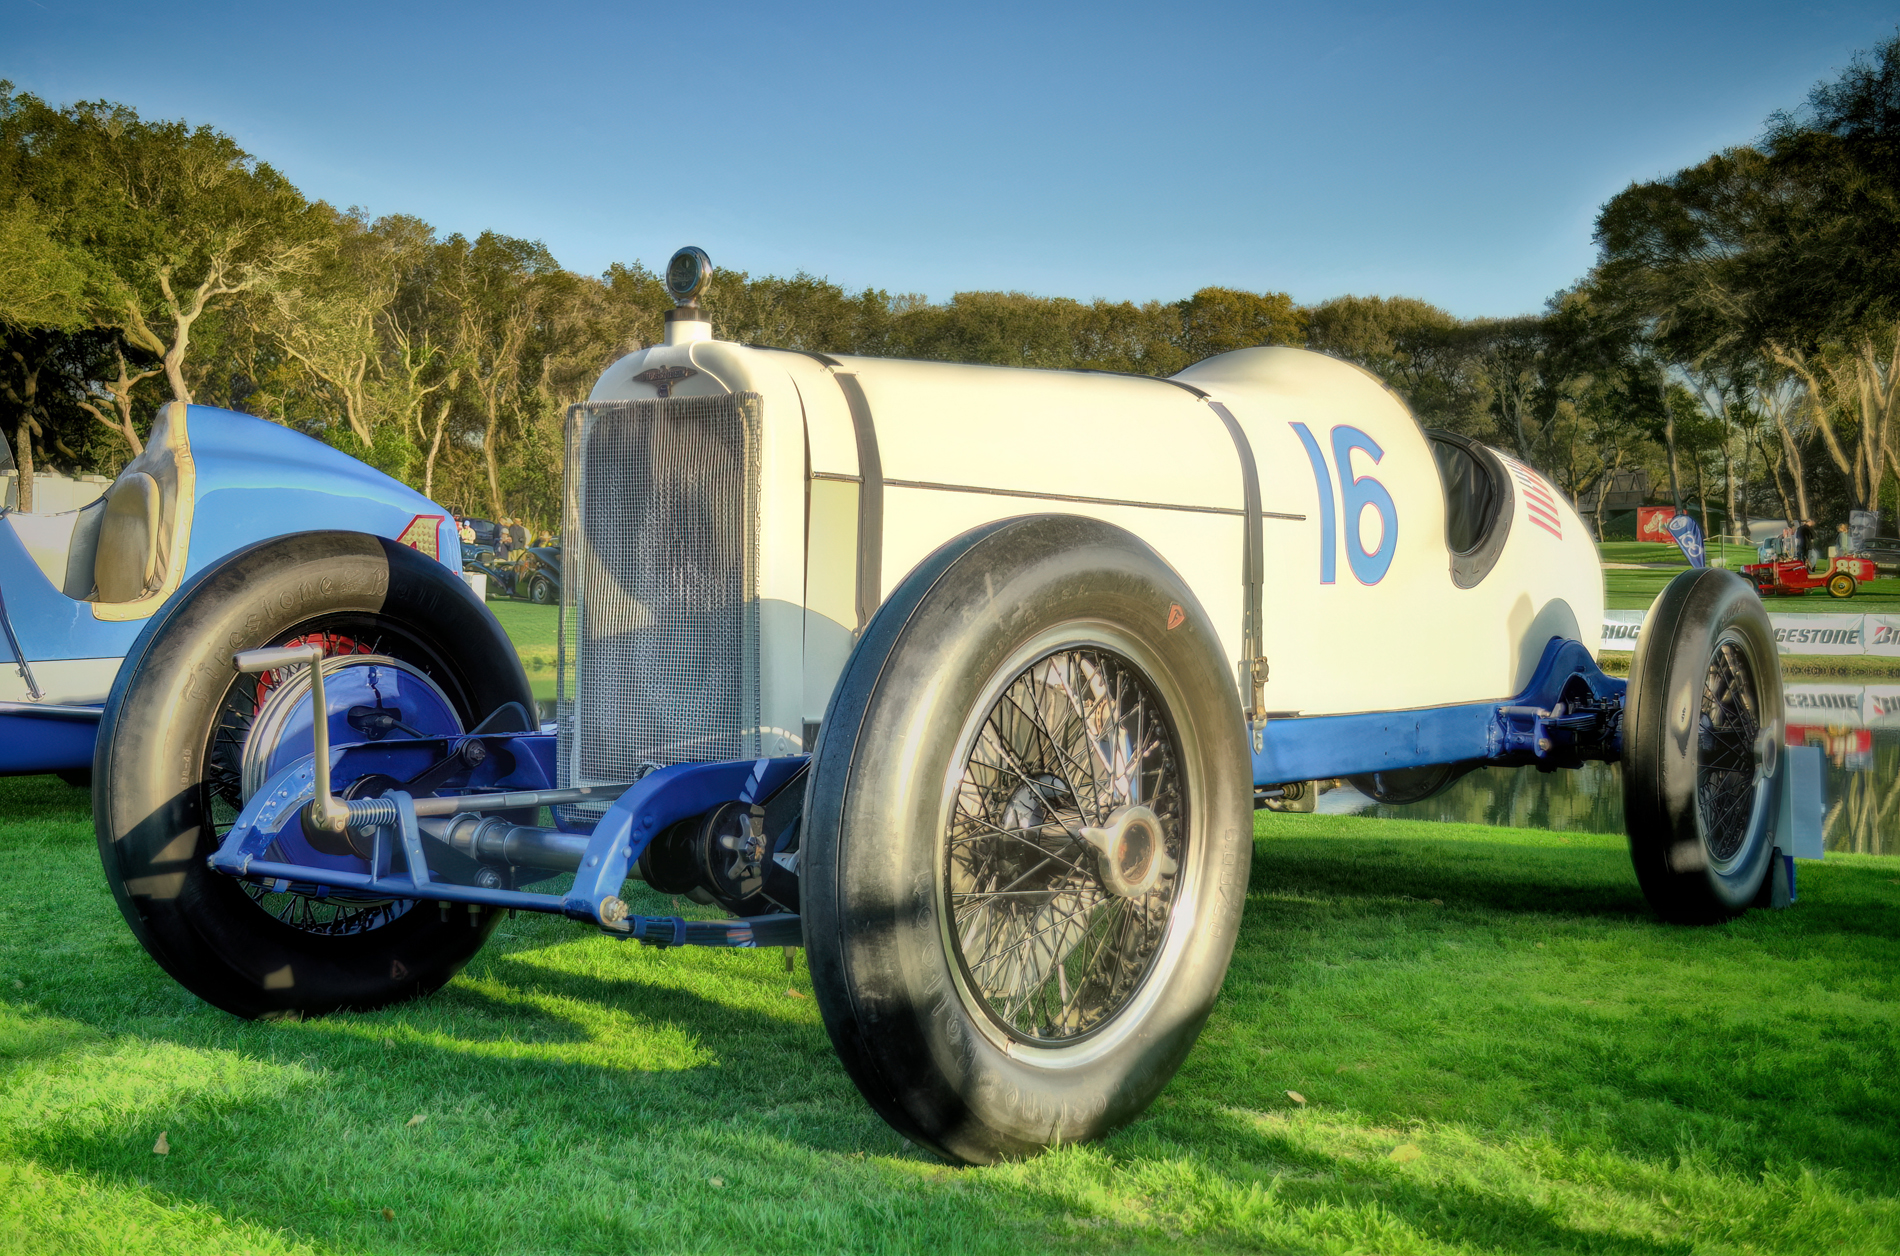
[408,783,635,816]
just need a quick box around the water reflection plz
[1323,670,1900,856]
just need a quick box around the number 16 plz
[1290,423,1397,586]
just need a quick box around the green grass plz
[3,775,1896,1254]
[1596,540,1763,569]
[484,603,563,708]
[1597,542,1900,612]
[484,600,560,655]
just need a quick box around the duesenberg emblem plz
[633,365,697,397]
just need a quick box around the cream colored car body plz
[585,319,1601,758]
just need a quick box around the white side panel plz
[692,344,808,755]
[1180,348,1603,716]
[770,352,859,480]
[0,656,118,705]
[881,485,1244,673]
[835,358,1241,512]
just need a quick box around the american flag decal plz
[1501,458,1563,540]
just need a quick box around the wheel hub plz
[241,655,461,801]
[1078,805,1174,897]
[217,642,464,935]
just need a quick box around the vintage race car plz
[1742,554,1878,599]
[93,249,1820,1166]
[0,402,462,778]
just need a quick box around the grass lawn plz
[482,601,563,712]
[483,600,559,656]
[1597,542,1900,613]
[1597,540,1764,569]
[3,774,1895,1254]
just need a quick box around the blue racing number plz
[1290,423,1398,586]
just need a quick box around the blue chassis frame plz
[211,636,1626,942]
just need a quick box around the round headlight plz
[666,246,712,304]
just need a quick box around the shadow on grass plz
[1253,820,1652,920]
[1208,820,1900,1200]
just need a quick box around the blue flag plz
[1666,513,1706,568]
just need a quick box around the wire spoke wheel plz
[1696,637,1761,867]
[945,647,1184,1044]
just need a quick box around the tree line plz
[2,33,1895,539]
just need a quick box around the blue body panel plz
[0,405,461,774]
[1253,638,1627,785]
[0,709,98,774]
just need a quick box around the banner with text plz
[1601,609,1890,657]
[1784,684,1900,730]
[1864,615,1900,657]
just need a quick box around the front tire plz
[1623,568,1782,923]
[803,515,1252,1164]
[529,575,555,605]
[94,532,534,1019]
[1827,571,1856,599]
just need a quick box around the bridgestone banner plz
[1770,613,1867,655]
[1602,609,1893,657]
[1602,610,1644,649]
[1865,615,1900,657]
[1783,684,1900,729]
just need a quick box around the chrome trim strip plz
[880,477,1304,522]
[0,701,102,721]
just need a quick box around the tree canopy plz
[5,34,1898,539]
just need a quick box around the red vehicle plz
[1742,554,1878,599]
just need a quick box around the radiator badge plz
[633,365,698,397]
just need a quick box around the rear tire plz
[529,575,555,605]
[1827,572,1856,599]
[1623,568,1782,923]
[93,532,534,1019]
[803,515,1252,1164]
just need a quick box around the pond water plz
[1320,668,1900,857]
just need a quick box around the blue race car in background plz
[0,400,464,779]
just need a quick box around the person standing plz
[1796,518,1816,567]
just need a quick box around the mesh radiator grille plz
[558,393,763,793]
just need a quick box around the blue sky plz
[5,1,1894,317]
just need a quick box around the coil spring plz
[344,797,401,828]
